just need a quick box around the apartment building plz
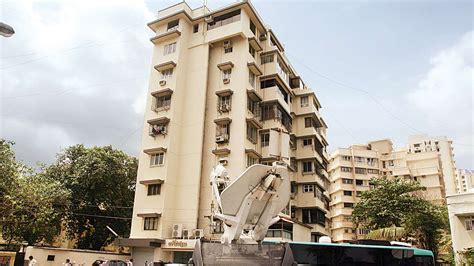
[119,1,330,264]
[407,135,457,195]
[456,169,474,193]
[329,137,448,243]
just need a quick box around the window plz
[216,123,230,138]
[249,45,256,58]
[163,42,176,55]
[207,9,241,30]
[300,96,309,107]
[247,97,259,115]
[261,54,274,64]
[224,41,233,53]
[367,158,376,166]
[356,179,363,186]
[246,123,258,143]
[150,153,165,166]
[367,169,379,174]
[261,132,269,147]
[249,71,256,87]
[247,155,258,167]
[354,156,364,163]
[344,202,354,208]
[144,217,159,230]
[342,156,351,161]
[155,95,171,109]
[147,184,161,195]
[304,117,312,128]
[341,167,352,173]
[303,184,314,193]
[250,20,256,35]
[388,160,394,166]
[303,138,313,147]
[161,68,173,80]
[47,255,55,261]
[218,95,231,111]
[343,190,352,196]
[303,161,313,173]
[193,24,199,33]
[465,217,474,231]
[302,208,325,225]
[222,69,232,79]
[342,178,353,184]
[343,215,352,222]
[358,228,370,235]
[414,143,421,147]
[167,19,179,31]
[355,168,366,174]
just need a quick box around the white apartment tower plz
[120,1,330,264]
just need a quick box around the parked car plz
[92,260,127,266]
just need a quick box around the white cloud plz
[408,31,473,168]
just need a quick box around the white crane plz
[209,162,290,244]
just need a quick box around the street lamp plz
[0,22,15,37]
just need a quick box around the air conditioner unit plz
[259,33,267,41]
[216,135,226,143]
[182,229,192,239]
[220,104,230,112]
[223,40,232,49]
[204,15,213,23]
[159,80,166,86]
[172,224,183,238]
[193,229,204,239]
[222,78,230,84]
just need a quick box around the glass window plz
[163,42,176,55]
[144,217,159,230]
[250,20,256,35]
[147,184,161,195]
[261,133,269,147]
[465,217,474,231]
[356,179,364,186]
[342,156,351,161]
[341,167,352,173]
[249,71,256,87]
[207,9,241,30]
[247,155,258,167]
[303,184,314,193]
[161,68,173,80]
[246,123,257,143]
[249,45,256,58]
[355,168,366,174]
[343,190,352,196]
[150,153,165,166]
[167,19,179,31]
[300,96,309,107]
[261,54,274,64]
[224,40,233,53]
[222,69,232,79]
[193,24,199,33]
[342,178,353,184]
[305,117,312,128]
[303,138,313,146]
[303,161,313,173]
[344,202,354,208]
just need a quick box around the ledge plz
[143,147,167,155]
[139,179,164,185]
[137,212,162,218]
[154,61,177,72]
[217,61,234,71]
[212,148,231,156]
[150,29,181,44]
[245,148,262,159]
[151,88,173,97]
[214,117,232,125]
[215,88,233,97]
[248,37,263,52]
[247,62,263,76]
[147,117,170,125]
[247,88,262,102]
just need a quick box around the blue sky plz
[1,0,472,169]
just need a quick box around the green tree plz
[352,177,447,257]
[43,145,137,250]
[0,139,68,247]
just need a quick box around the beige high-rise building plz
[329,137,448,243]
[456,169,474,193]
[120,1,330,264]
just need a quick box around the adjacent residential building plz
[456,169,474,193]
[446,192,474,264]
[329,137,449,243]
[120,1,330,264]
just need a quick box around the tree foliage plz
[0,139,68,247]
[43,144,138,250]
[352,177,448,257]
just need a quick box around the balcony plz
[296,146,323,165]
[147,117,170,137]
[246,111,263,129]
[330,207,353,218]
[261,86,290,114]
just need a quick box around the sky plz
[1,0,473,170]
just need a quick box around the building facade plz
[122,1,330,263]
[329,137,449,243]
[456,169,474,193]
[446,192,474,264]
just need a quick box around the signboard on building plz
[163,239,197,250]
